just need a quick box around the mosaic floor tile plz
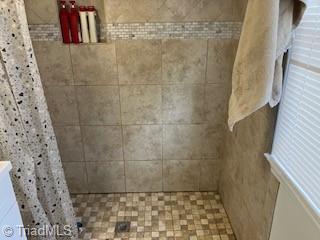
[71,192,236,240]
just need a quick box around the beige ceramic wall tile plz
[76,86,120,125]
[54,126,84,162]
[86,161,125,193]
[117,40,162,84]
[220,106,278,240]
[163,124,203,160]
[155,0,200,21]
[163,160,200,191]
[25,0,58,24]
[123,125,162,161]
[162,39,207,84]
[219,178,250,240]
[33,41,73,86]
[125,161,162,192]
[70,44,118,85]
[203,124,223,159]
[205,84,229,126]
[120,85,162,124]
[162,84,205,124]
[45,86,79,125]
[235,112,277,222]
[185,0,234,21]
[63,162,88,193]
[235,109,275,155]
[82,126,123,161]
[200,160,220,191]
[241,163,271,225]
[231,120,255,156]
[104,0,231,22]
[206,39,238,84]
[263,175,280,234]
[104,0,164,23]
[233,0,248,21]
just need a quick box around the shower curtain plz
[0,1,77,239]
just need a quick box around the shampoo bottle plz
[87,6,98,43]
[59,1,71,43]
[79,6,90,43]
[69,1,80,44]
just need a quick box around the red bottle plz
[69,1,80,44]
[59,1,71,43]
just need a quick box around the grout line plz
[61,159,214,163]
[160,39,164,192]
[198,160,201,191]
[68,44,90,193]
[204,38,210,84]
[183,0,203,20]
[199,39,210,191]
[44,82,226,87]
[53,122,212,127]
[115,40,127,192]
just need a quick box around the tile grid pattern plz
[28,22,242,41]
[27,0,240,194]
[34,38,237,194]
[72,192,236,240]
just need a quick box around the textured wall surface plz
[26,0,243,41]
[103,0,246,22]
[26,0,240,194]
[32,39,238,194]
[218,0,280,239]
[24,0,247,25]
[220,106,279,240]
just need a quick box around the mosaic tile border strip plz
[103,22,242,40]
[29,22,242,41]
[28,24,61,41]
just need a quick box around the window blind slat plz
[274,139,320,202]
[270,2,320,221]
[274,131,320,203]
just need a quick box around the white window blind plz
[268,0,320,223]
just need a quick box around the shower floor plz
[71,192,236,240]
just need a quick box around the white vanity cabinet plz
[0,162,26,240]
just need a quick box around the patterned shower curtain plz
[0,1,77,239]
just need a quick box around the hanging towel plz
[228,0,307,130]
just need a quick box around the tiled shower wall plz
[25,0,246,194]
[26,0,245,41]
[33,39,236,194]
[215,1,280,239]
[25,1,281,240]
[220,107,279,240]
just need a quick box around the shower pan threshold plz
[71,191,235,240]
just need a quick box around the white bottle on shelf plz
[79,6,90,43]
[87,6,98,43]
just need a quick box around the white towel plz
[228,0,307,130]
